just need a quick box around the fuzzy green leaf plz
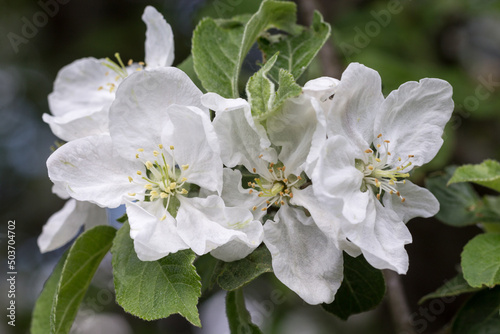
[452,286,500,334]
[246,53,278,117]
[111,221,201,326]
[226,289,262,334]
[258,10,331,82]
[217,244,273,291]
[426,167,481,227]
[50,226,116,334]
[31,252,68,334]
[461,233,500,288]
[449,160,500,193]
[192,0,297,98]
[322,253,385,320]
[419,273,481,304]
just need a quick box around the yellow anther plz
[384,140,390,143]
[365,149,373,153]
[261,207,267,212]
[248,182,252,187]
[128,192,136,196]
[258,192,263,197]
[252,168,257,173]
[144,184,153,190]
[284,189,290,194]
[146,161,153,169]
[170,182,177,189]
[98,86,104,91]
[127,59,133,66]
[390,190,394,194]
[136,68,142,71]
[368,166,374,170]
[398,157,402,161]
[282,166,286,171]
[249,189,253,194]
[376,194,381,200]
[182,164,189,170]
[169,145,174,150]
[115,75,120,81]
[375,158,381,162]
[252,206,257,211]
[401,197,406,203]
[158,144,163,149]
[135,154,139,159]
[160,192,168,198]
[128,176,133,182]
[150,190,159,197]
[280,200,285,205]
[377,133,382,138]
[297,176,302,180]
[266,200,271,204]
[283,178,288,183]
[269,163,274,168]
[388,152,392,155]
[396,191,401,196]
[269,169,273,173]
[153,150,159,156]
[408,155,414,158]
[139,61,145,66]
[136,171,142,175]
[160,214,167,221]
[389,180,395,185]
[258,154,263,158]
[275,201,279,205]
[290,193,294,198]
[138,148,144,152]
[181,189,188,194]
[181,177,187,182]
[279,192,284,196]
[377,144,381,148]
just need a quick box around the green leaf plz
[258,10,331,82]
[217,244,273,291]
[322,253,385,320]
[419,273,482,304]
[192,0,297,98]
[226,289,263,334]
[194,254,224,294]
[452,286,500,334]
[51,226,117,334]
[111,221,201,326]
[425,167,481,227]
[448,160,500,193]
[461,233,500,288]
[246,53,279,117]
[273,68,302,112]
[31,252,68,334]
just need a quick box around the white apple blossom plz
[43,6,174,142]
[310,63,454,274]
[47,68,262,262]
[202,87,348,305]
[38,6,173,253]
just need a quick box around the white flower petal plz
[375,78,454,167]
[42,106,109,141]
[221,168,266,219]
[203,92,277,175]
[47,135,142,208]
[291,187,361,257]
[327,63,384,148]
[162,105,222,194]
[176,196,263,259]
[48,57,115,117]
[52,182,70,199]
[303,76,340,102]
[143,6,175,69]
[38,199,107,253]
[263,205,343,304]
[312,135,369,224]
[342,199,412,274]
[267,95,319,175]
[126,199,189,261]
[109,67,206,158]
[383,180,439,222]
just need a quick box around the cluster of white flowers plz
[40,6,454,304]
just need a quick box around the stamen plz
[377,133,382,138]
[128,176,133,182]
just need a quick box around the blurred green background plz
[1,0,499,333]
